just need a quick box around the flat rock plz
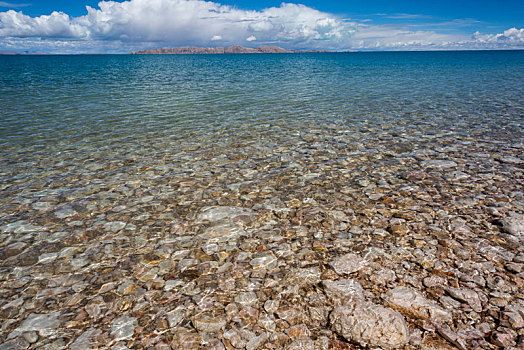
[0,338,30,350]
[110,316,137,341]
[330,302,409,350]
[250,251,278,270]
[192,314,226,333]
[245,332,268,350]
[38,252,58,264]
[199,222,246,244]
[70,328,102,350]
[420,159,457,170]
[446,287,482,313]
[286,338,314,350]
[322,279,364,305]
[0,220,45,234]
[196,206,255,223]
[167,305,186,328]
[329,253,368,275]
[500,213,524,236]
[235,291,259,306]
[285,267,322,287]
[8,312,61,339]
[385,286,451,323]
[103,221,127,232]
[54,208,77,219]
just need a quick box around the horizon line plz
[1,48,524,55]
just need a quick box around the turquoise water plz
[1,52,523,197]
[1,51,523,208]
[1,51,523,146]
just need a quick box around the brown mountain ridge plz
[131,45,327,54]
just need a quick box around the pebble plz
[54,208,77,219]
[250,251,278,270]
[110,316,137,341]
[192,314,226,333]
[329,253,368,275]
[196,206,255,223]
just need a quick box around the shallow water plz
[0,51,523,348]
[1,52,522,204]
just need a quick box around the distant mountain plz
[131,45,328,54]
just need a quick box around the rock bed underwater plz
[0,113,523,349]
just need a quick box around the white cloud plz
[0,2,30,8]
[473,28,524,45]
[0,0,522,53]
[0,0,352,51]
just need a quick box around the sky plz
[0,0,523,53]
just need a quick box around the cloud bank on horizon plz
[0,0,523,53]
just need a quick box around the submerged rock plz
[196,206,255,223]
[500,213,524,236]
[8,312,61,339]
[446,287,482,313]
[329,253,368,275]
[386,286,451,323]
[322,279,364,305]
[330,302,409,349]
[110,316,137,341]
[192,314,226,333]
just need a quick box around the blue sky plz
[0,0,523,53]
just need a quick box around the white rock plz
[0,220,45,234]
[386,286,451,323]
[196,206,255,223]
[70,328,102,350]
[110,316,137,341]
[245,332,268,350]
[250,251,278,270]
[501,213,524,236]
[8,312,61,339]
[103,221,127,232]
[329,253,368,275]
[286,267,322,287]
[199,223,246,244]
[330,302,409,350]
[192,314,226,333]
[167,305,186,328]
[420,159,457,170]
[54,208,77,219]
[323,279,364,305]
[235,292,258,306]
[38,252,58,264]
[446,287,483,313]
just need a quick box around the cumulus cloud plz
[0,0,352,51]
[473,28,524,46]
[0,0,522,53]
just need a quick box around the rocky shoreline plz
[1,115,523,350]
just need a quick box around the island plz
[131,45,328,54]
